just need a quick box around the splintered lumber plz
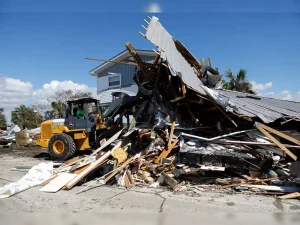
[72,164,91,174]
[40,175,58,186]
[104,157,134,183]
[39,173,78,193]
[125,42,153,82]
[213,140,300,148]
[257,123,300,146]
[85,58,138,66]
[167,122,175,149]
[66,141,122,189]
[240,184,300,193]
[54,156,88,173]
[159,173,178,190]
[181,129,254,142]
[279,192,300,199]
[218,177,279,189]
[256,124,297,161]
[90,129,123,157]
[215,104,237,127]
[124,170,134,189]
[155,139,179,164]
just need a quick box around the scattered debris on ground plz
[1,16,300,201]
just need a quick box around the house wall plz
[97,55,155,93]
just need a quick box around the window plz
[108,74,121,87]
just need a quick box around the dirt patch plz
[0,145,49,159]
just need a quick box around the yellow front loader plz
[36,97,107,160]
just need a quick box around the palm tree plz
[222,69,256,94]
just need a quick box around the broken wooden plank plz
[126,42,153,82]
[104,157,134,183]
[158,173,178,190]
[218,177,279,189]
[90,129,123,157]
[257,123,300,146]
[40,173,78,193]
[240,184,300,193]
[214,140,300,148]
[40,175,58,186]
[85,57,138,66]
[257,125,297,161]
[66,141,122,189]
[167,122,175,150]
[72,164,91,174]
[279,192,300,199]
[155,139,179,164]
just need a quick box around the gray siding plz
[97,55,156,87]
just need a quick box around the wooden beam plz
[85,57,138,66]
[216,105,238,127]
[126,42,153,82]
[257,125,297,161]
[155,139,179,164]
[279,192,300,199]
[167,122,175,149]
[104,157,134,183]
[257,123,300,146]
[66,142,122,189]
[218,177,279,189]
[153,54,160,64]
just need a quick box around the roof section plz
[216,89,300,123]
[89,49,156,76]
[144,16,207,96]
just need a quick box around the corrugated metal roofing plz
[97,89,137,104]
[145,16,207,96]
[216,89,300,123]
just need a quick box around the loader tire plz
[48,133,76,161]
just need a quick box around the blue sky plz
[1,0,300,120]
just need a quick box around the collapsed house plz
[1,16,300,199]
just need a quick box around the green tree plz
[0,108,7,127]
[222,69,256,94]
[11,105,43,129]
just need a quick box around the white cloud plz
[0,77,97,124]
[144,2,163,13]
[0,77,33,123]
[262,90,300,101]
[250,81,272,92]
[32,80,97,105]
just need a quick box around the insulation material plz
[0,162,53,198]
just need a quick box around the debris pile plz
[0,125,40,148]
[38,16,300,199]
[2,16,300,200]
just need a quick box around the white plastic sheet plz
[0,162,53,198]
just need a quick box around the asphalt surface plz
[0,148,300,215]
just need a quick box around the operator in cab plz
[76,104,85,117]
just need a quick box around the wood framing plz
[256,124,297,161]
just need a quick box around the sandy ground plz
[1,148,300,214]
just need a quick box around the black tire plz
[48,133,76,161]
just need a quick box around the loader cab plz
[64,98,99,132]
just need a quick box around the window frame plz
[108,73,121,88]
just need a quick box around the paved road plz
[1,154,300,215]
